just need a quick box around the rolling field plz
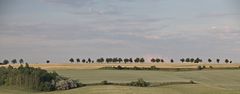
[0,63,240,94]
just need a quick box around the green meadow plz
[0,69,240,94]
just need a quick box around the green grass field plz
[0,68,240,94]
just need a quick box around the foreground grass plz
[0,68,240,94]
[1,84,239,94]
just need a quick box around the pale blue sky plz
[0,0,240,63]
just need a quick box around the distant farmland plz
[2,63,240,70]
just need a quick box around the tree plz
[208,59,212,63]
[155,58,160,63]
[230,61,232,63]
[19,59,24,64]
[186,58,190,62]
[69,58,74,63]
[194,58,201,63]
[11,59,17,64]
[3,59,9,64]
[124,58,129,63]
[113,58,118,63]
[134,58,140,63]
[129,58,133,63]
[216,59,220,63]
[97,58,104,63]
[82,59,86,63]
[76,58,80,63]
[46,60,50,63]
[225,59,229,63]
[118,58,123,63]
[180,58,185,63]
[151,58,155,63]
[190,58,194,63]
[170,59,174,63]
[140,58,145,63]
[87,58,92,63]
[160,59,164,63]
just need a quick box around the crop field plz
[0,63,240,94]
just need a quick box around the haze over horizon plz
[0,0,240,63]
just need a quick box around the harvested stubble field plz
[2,63,240,70]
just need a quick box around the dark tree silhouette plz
[156,58,160,63]
[208,59,212,63]
[87,58,91,63]
[216,59,220,63]
[180,58,185,63]
[113,58,118,63]
[19,59,24,64]
[194,58,201,63]
[106,58,113,63]
[186,58,190,62]
[160,59,164,63]
[82,59,86,63]
[129,58,133,63]
[134,58,140,63]
[118,58,123,63]
[3,59,9,64]
[230,61,232,63]
[46,60,50,63]
[170,59,174,63]
[97,58,104,63]
[11,59,17,64]
[225,59,229,63]
[190,58,194,63]
[124,58,129,63]
[76,58,80,63]
[69,58,74,63]
[151,58,156,63]
[140,58,145,63]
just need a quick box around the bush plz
[202,66,206,69]
[128,78,150,87]
[189,80,195,84]
[197,66,202,70]
[209,66,213,69]
[150,66,157,70]
[101,80,109,85]
[116,65,123,70]
[55,79,80,90]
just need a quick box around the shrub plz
[150,66,157,70]
[101,80,109,85]
[189,80,195,84]
[55,79,80,90]
[202,66,206,69]
[197,66,202,70]
[209,66,213,69]
[116,65,123,70]
[128,78,150,87]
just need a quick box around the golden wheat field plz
[2,63,240,70]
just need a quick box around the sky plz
[0,0,240,63]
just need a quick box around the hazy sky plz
[0,0,240,63]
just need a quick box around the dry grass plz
[1,63,240,70]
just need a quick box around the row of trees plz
[0,58,233,65]
[67,58,233,64]
[69,57,145,64]
[0,59,24,65]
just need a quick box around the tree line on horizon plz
[67,57,233,64]
[0,58,233,65]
